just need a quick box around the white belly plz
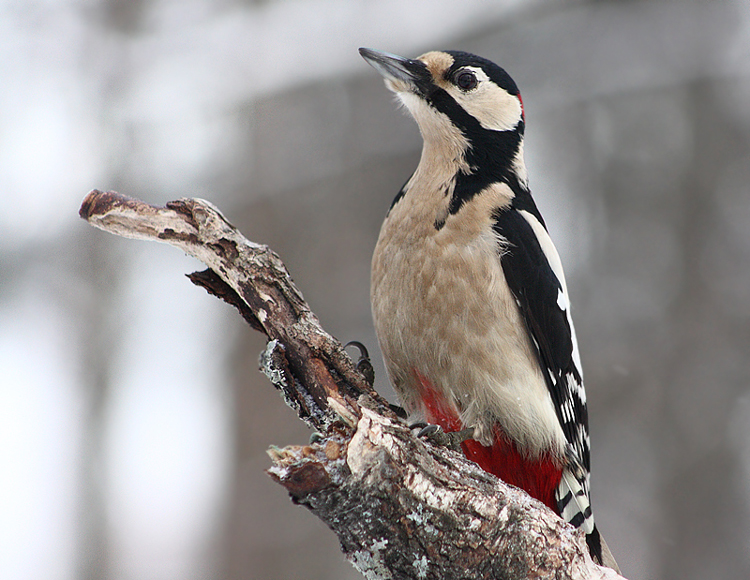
[371,201,566,458]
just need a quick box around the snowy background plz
[2,0,750,579]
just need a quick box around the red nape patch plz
[413,370,562,513]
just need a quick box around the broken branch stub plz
[79,189,389,433]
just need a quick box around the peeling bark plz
[80,190,626,580]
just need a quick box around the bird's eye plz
[455,70,478,91]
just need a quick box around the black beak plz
[359,48,433,96]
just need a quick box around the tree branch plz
[79,189,625,580]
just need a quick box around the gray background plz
[2,1,750,579]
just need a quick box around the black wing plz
[491,205,590,473]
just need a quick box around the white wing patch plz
[517,210,567,294]
[519,209,583,379]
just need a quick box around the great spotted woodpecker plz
[360,47,618,570]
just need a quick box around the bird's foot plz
[344,340,375,387]
[411,423,475,452]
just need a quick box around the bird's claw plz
[344,340,375,387]
[413,423,476,452]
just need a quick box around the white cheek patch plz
[447,67,523,132]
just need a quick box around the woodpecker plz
[360,47,618,570]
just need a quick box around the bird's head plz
[359,48,524,140]
[359,48,528,211]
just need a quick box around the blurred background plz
[2,0,750,578]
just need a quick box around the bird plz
[360,47,618,570]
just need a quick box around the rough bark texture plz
[80,189,626,580]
